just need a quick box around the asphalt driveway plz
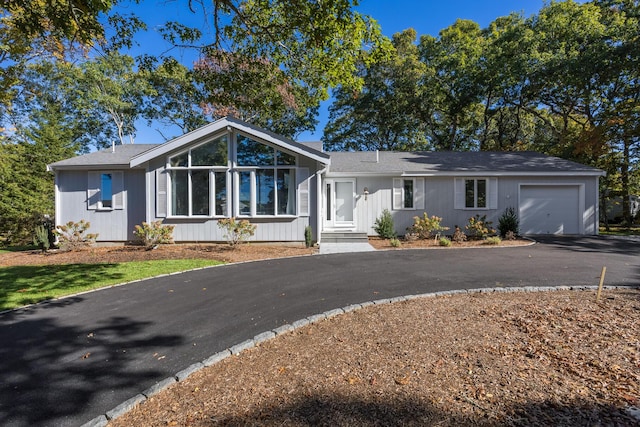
[1,236,638,426]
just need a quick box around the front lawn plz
[0,259,222,311]
[599,224,640,236]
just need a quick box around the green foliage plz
[217,217,256,246]
[0,259,222,310]
[390,238,402,248]
[483,236,502,245]
[498,207,519,237]
[439,237,452,247]
[407,213,449,239]
[452,226,467,243]
[373,209,396,239]
[32,225,50,253]
[55,220,98,251]
[465,215,496,240]
[304,226,313,248]
[133,221,175,250]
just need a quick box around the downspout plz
[316,165,328,244]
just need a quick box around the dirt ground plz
[108,289,640,426]
[2,240,638,425]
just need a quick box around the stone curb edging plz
[81,284,638,427]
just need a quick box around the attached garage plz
[519,185,582,235]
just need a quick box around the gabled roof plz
[327,151,605,176]
[47,144,157,171]
[129,116,330,167]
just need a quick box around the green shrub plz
[373,209,396,239]
[451,226,467,243]
[407,213,449,239]
[304,226,313,248]
[55,220,98,251]
[217,217,256,246]
[498,207,519,238]
[33,225,50,253]
[133,220,175,249]
[465,215,495,240]
[439,237,452,247]
[483,236,502,245]
[390,238,402,247]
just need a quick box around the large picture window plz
[235,134,297,217]
[167,135,228,217]
[164,132,299,218]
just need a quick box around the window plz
[100,173,113,208]
[393,178,423,210]
[162,132,300,218]
[235,134,297,217]
[88,171,124,210]
[403,179,414,209]
[465,179,487,208]
[167,135,229,217]
[455,178,497,210]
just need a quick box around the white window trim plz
[455,177,498,210]
[393,178,424,210]
[88,170,124,211]
[234,167,300,218]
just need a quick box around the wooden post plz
[596,266,607,302]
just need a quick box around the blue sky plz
[127,1,552,144]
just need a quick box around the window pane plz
[191,136,228,166]
[169,152,188,167]
[404,179,414,209]
[326,183,332,221]
[214,172,226,216]
[171,170,189,215]
[256,169,275,215]
[191,170,210,215]
[239,171,252,215]
[477,179,487,208]
[237,135,274,166]
[101,173,112,208]
[277,150,296,166]
[277,169,296,215]
[465,179,475,208]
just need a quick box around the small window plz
[465,179,487,209]
[403,179,414,209]
[100,173,113,208]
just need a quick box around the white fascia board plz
[325,172,400,178]
[130,117,330,167]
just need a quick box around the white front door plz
[325,179,355,229]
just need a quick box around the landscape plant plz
[304,226,313,248]
[439,237,452,247]
[407,213,449,239]
[452,226,467,243]
[217,217,256,246]
[390,237,401,247]
[55,220,98,251]
[465,215,495,240]
[133,220,175,249]
[373,209,396,239]
[32,225,50,253]
[483,236,502,245]
[498,207,519,238]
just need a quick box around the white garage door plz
[519,185,580,235]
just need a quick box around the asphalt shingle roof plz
[327,151,604,175]
[48,144,158,169]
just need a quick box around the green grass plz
[599,224,640,236]
[0,259,222,311]
[0,245,37,254]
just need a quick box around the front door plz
[325,179,355,229]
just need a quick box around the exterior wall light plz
[363,187,369,200]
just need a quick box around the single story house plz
[48,117,605,244]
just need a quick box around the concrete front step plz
[321,232,369,243]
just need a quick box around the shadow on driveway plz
[532,235,640,255]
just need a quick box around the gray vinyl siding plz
[350,175,599,237]
[56,169,146,241]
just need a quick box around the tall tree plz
[418,19,485,150]
[324,28,427,151]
